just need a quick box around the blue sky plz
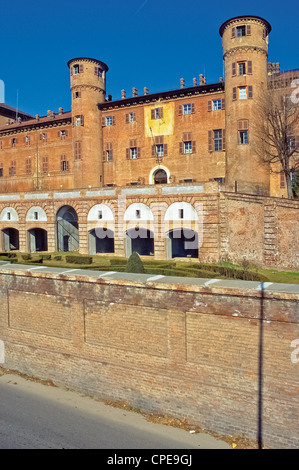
[1,0,298,117]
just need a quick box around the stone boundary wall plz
[0,263,298,448]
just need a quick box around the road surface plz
[0,371,230,450]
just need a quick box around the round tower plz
[219,16,271,195]
[67,57,108,189]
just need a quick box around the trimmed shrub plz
[125,252,145,273]
[21,254,32,261]
[41,254,51,260]
[65,255,92,265]
[53,255,62,261]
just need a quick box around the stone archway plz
[2,228,19,251]
[167,228,198,259]
[125,228,154,257]
[28,228,48,252]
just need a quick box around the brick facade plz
[1,265,298,448]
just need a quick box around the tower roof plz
[219,15,272,37]
[67,57,109,72]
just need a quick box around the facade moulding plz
[223,46,268,60]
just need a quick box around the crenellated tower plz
[67,57,108,189]
[219,16,272,195]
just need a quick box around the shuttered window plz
[9,160,16,176]
[42,156,48,173]
[248,85,253,99]
[103,143,113,162]
[151,107,163,119]
[280,172,286,188]
[247,61,252,74]
[60,155,69,172]
[232,62,236,76]
[74,141,81,160]
[232,87,237,100]
[25,157,32,175]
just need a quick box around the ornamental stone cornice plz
[223,45,268,60]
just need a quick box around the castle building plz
[0,16,298,268]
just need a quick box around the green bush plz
[110,258,127,266]
[65,255,92,265]
[53,255,62,261]
[41,254,51,260]
[21,254,32,261]
[125,252,145,273]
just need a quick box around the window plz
[105,115,115,126]
[151,107,163,119]
[9,160,16,176]
[72,64,83,75]
[0,165,3,177]
[136,210,141,219]
[24,135,31,146]
[238,120,249,144]
[238,62,246,75]
[239,87,247,100]
[94,66,102,77]
[40,132,47,142]
[287,136,296,151]
[239,130,248,144]
[184,141,192,154]
[126,139,140,160]
[58,130,67,140]
[75,141,81,160]
[60,155,69,172]
[73,91,81,99]
[25,157,32,175]
[11,138,17,148]
[76,115,84,126]
[0,141,2,150]
[183,104,191,115]
[179,209,184,219]
[42,156,48,173]
[156,144,164,157]
[212,99,222,110]
[126,112,136,123]
[236,25,246,37]
[280,172,286,188]
[98,210,103,219]
[178,103,195,115]
[213,130,223,151]
[7,212,11,220]
[34,212,38,221]
[103,142,113,162]
[179,133,195,154]
[130,147,137,159]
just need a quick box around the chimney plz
[144,87,149,95]
[121,89,126,99]
[180,78,185,88]
[58,107,63,115]
[132,87,138,97]
[193,77,197,86]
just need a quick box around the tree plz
[125,251,145,273]
[253,85,299,198]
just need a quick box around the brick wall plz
[0,265,298,448]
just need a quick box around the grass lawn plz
[0,251,298,284]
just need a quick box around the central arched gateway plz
[56,205,79,252]
[153,168,167,184]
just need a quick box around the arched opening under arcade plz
[89,228,115,255]
[28,228,48,253]
[125,228,154,257]
[166,228,199,259]
[2,228,19,251]
[56,205,79,252]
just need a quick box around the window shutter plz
[72,117,75,127]
[248,86,253,99]
[232,27,236,38]
[246,24,251,36]
[178,105,182,115]
[238,120,243,131]
[208,100,212,112]
[23,136,26,143]
[70,66,73,76]
[152,145,156,156]
[247,61,252,74]
[179,142,183,154]
[159,107,163,118]
[126,148,130,159]
[57,131,60,137]
[151,109,155,119]
[208,131,213,152]
[103,151,106,162]
[80,115,84,126]
[125,114,129,123]
[110,150,113,161]
[263,28,266,39]
[133,112,136,121]
[221,99,225,110]
[222,129,226,151]
[79,64,84,73]
[94,66,98,75]
[164,144,168,156]
[232,87,237,100]
[232,62,236,76]
[137,148,141,159]
[191,103,195,113]
[102,117,106,127]
[192,141,196,153]
[112,116,115,125]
